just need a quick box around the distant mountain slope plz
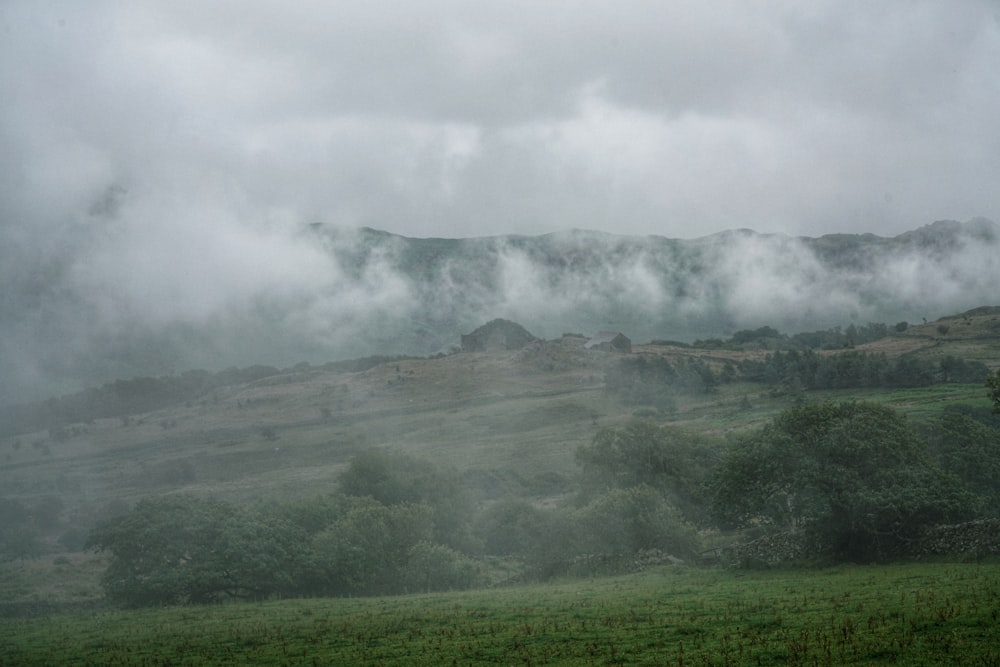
[2,218,998,404]
[310,217,1000,353]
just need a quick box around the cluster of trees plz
[87,431,718,607]
[739,351,990,393]
[86,395,1000,607]
[693,322,892,350]
[712,402,979,561]
[87,451,482,606]
[604,350,989,410]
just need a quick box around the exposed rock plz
[460,319,537,352]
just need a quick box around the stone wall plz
[913,519,1000,560]
[719,519,1000,568]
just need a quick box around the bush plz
[571,486,698,561]
[401,541,482,593]
[87,496,307,606]
[712,402,976,563]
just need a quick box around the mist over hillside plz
[1,218,997,405]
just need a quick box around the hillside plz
[311,219,1000,354]
[3,218,999,405]
[0,305,998,611]
[2,307,997,514]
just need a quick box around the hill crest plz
[2,217,998,405]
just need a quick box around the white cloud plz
[2,0,1000,400]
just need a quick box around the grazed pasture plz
[2,562,998,665]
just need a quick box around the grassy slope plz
[2,562,999,665]
[0,308,998,608]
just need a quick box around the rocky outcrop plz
[460,319,537,352]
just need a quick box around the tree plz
[711,402,974,562]
[576,420,722,522]
[310,496,435,596]
[338,449,474,550]
[472,498,577,578]
[474,497,549,559]
[400,541,482,593]
[988,369,1000,414]
[922,411,1000,516]
[571,486,698,560]
[87,496,306,606]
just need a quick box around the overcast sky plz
[2,0,998,243]
[2,0,1000,402]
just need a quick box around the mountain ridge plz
[2,218,997,404]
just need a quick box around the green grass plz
[2,562,999,665]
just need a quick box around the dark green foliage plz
[311,496,436,596]
[576,420,721,522]
[86,496,308,606]
[739,349,985,391]
[549,421,714,573]
[941,402,1000,429]
[791,322,889,349]
[338,449,474,550]
[922,412,1000,516]
[694,322,889,351]
[73,389,1000,605]
[400,541,482,593]
[87,452,486,606]
[712,402,976,562]
[571,486,697,559]
[472,498,579,578]
[473,497,550,559]
[988,369,1000,413]
[284,491,484,596]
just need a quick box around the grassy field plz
[2,562,998,665]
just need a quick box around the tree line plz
[739,350,990,392]
[689,321,893,350]
[604,351,990,409]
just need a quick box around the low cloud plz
[2,2,999,401]
[2,218,999,404]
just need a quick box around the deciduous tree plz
[339,449,474,550]
[711,402,974,562]
[576,420,721,521]
[87,496,306,606]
